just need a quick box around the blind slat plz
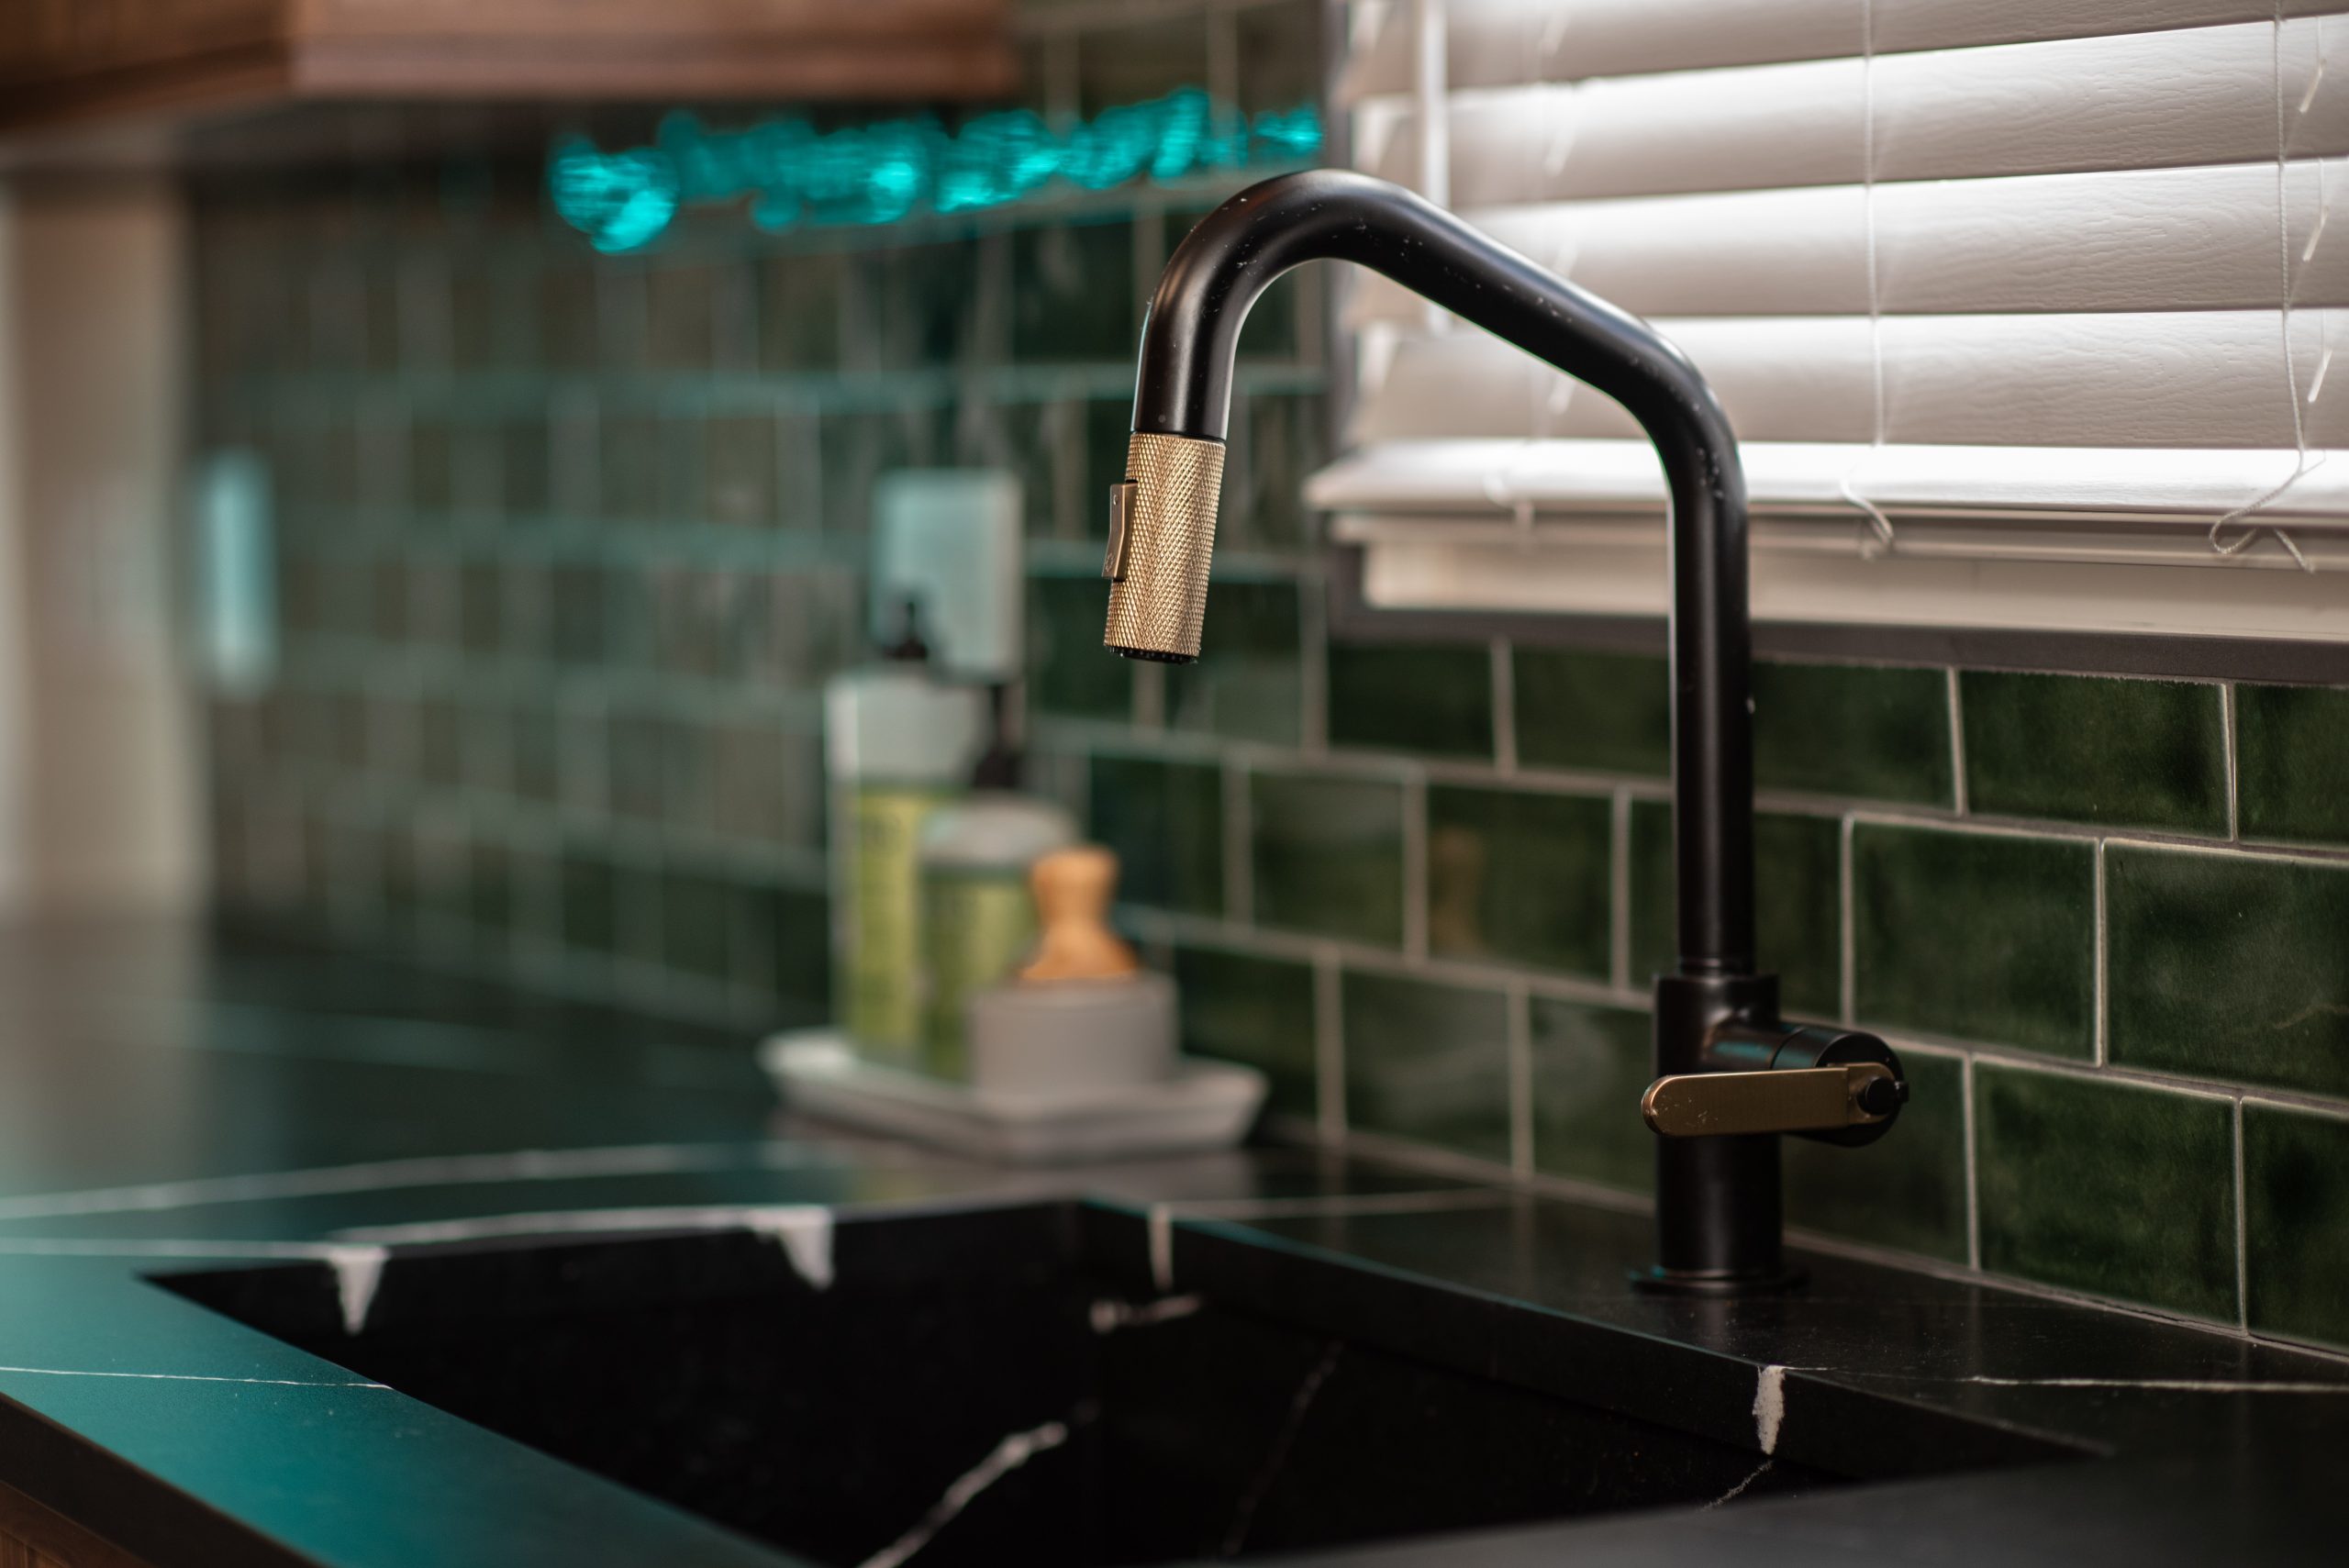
[1341,0,2340,102]
[1308,439,2349,525]
[1356,18,2349,203]
[1343,160,2349,320]
[1355,312,2349,449]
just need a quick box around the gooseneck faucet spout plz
[1105,171,1907,1293]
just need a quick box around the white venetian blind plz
[1311,0,2349,639]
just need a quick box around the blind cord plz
[1839,0,1898,555]
[2210,5,2321,573]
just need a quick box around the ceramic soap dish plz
[758,1030,1267,1165]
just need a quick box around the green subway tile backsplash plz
[1328,642,1494,760]
[1512,649,1669,775]
[1342,971,1511,1162]
[1962,672,2226,833]
[2236,683,2349,844]
[1427,786,1610,977]
[1174,945,1318,1122]
[1854,825,2095,1056]
[1631,802,1841,1015]
[1784,1051,1969,1263]
[194,3,2349,1338]
[1753,662,1953,806]
[1528,997,1652,1192]
[1251,773,1405,945]
[1088,755,1224,917]
[1165,578,1303,746]
[1029,574,1130,720]
[1976,1067,2237,1321]
[2107,846,2349,1099]
[2243,1104,2349,1348]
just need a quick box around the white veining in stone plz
[0,1143,782,1225]
[856,1420,1070,1568]
[1703,1458,1774,1509]
[745,1207,834,1290]
[1753,1363,1787,1454]
[0,1364,389,1389]
[1149,1205,1174,1293]
[1090,1294,1205,1333]
[1223,1340,1345,1556]
[327,1245,389,1335]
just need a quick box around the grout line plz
[1609,789,1633,994]
[1961,1050,2242,1103]
[2093,839,2110,1066]
[1036,720,2349,869]
[1945,667,1967,814]
[1222,758,1254,927]
[1507,981,1535,1178]
[1298,572,1330,758]
[1116,906,1644,1012]
[1962,1054,1982,1273]
[1400,772,1430,961]
[1313,946,1347,1140]
[1490,637,1517,774]
[2235,1096,2252,1333]
[2221,680,2241,841]
[1839,815,1858,1026]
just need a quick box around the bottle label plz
[921,870,1038,1081]
[838,784,952,1058]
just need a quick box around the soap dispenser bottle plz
[913,686,1077,1079]
[824,599,985,1062]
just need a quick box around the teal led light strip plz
[551,89,1322,253]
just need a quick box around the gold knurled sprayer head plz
[1101,431,1226,663]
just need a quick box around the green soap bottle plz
[824,602,985,1062]
[916,792,1078,1080]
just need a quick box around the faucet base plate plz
[1628,1263,1807,1297]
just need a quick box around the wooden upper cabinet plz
[0,0,1016,137]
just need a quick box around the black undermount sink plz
[157,1203,2028,1567]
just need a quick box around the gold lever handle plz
[1642,1063,1900,1138]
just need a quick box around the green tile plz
[1174,946,1317,1120]
[2107,846,2349,1098]
[1529,998,1653,1192]
[1027,574,1130,721]
[1513,648,1669,775]
[1342,971,1510,1161]
[1976,1067,2236,1321]
[1854,825,2094,1055]
[662,869,731,983]
[1328,642,1494,760]
[1227,393,1324,553]
[1427,786,1610,977]
[1165,579,1300,745]
[2243,1104,2349,1348]
[1088,755,1223,917]
[1962,672,2225,833]
[738,883,831,1017]
[1631,803,1842,1017]
[759,250,844,372]
[1784,1051,1968,1262]
[1011,218,1135,362]
[2237,684,2349,845]
[560,851,618,955]
[1753,661,1952,806]
[1251,773,1404,945]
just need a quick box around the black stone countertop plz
[0,922,2342,1566]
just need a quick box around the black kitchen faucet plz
[1099,170,1907,1293]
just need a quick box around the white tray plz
[758,1029,1267,1165]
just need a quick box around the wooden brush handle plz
[1019,845,1140,982]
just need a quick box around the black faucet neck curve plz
[1131,169,1755,973]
